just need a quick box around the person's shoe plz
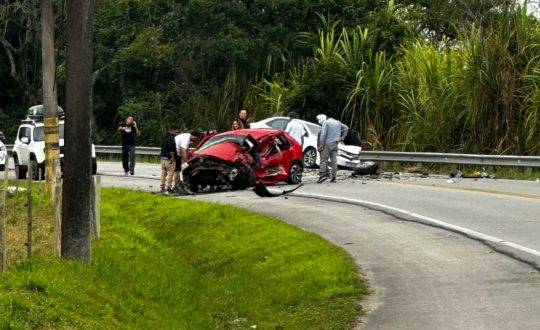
[330,177,337,183]
[130,171,134,176]
[317,176,327,183]
[124,172,129,176]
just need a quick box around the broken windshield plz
[198,134,245,151]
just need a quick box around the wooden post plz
[41,0,60,195]
[15,165,19,198]
[27,161,33,258]
[53,174,62,256]
[0,157,8,271]
[91,175,101,240]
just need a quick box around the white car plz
[0,136,6,172]
[12,105,97,180]
[250,116,375,173]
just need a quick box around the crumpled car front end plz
[183,156,256,193]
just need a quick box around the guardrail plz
[5,144,540,168]
[356,151,540,168]
[94,145,160,156]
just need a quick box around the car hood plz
[191,141,246,164]
[339,144,361,153]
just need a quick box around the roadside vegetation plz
[0,188,365,328]
[1,1,537,156]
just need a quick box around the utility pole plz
[62,0,94,262]
[41,0,60,195]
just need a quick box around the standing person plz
[236,109,251,129]
[118,116,140,175]
[284,111,306,146]
[160,126,178,194]
[174,130,202,187]
[317,114,348,183]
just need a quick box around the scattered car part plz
[353,161,379,176]
[253,181,303,198]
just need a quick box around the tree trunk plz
[41,0,60,195]
[62,0,94,262]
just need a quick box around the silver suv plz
[12,105,97,180]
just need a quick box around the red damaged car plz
[183,129,304,192]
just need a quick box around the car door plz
[15,126,31,165]
[256,133,291,183]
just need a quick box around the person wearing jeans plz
[316,114,348,183]
[118,116,140,175]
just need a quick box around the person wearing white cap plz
[316,114,348,183]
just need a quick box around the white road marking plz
[292,192,540,258]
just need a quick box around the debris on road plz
[253,181,303,198]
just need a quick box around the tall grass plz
[256,2,540,155]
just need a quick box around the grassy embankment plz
[0,188,366,328]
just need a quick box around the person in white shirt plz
[174,130,201,187]
[284,111,306,146]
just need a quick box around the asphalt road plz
[96,161,540,328]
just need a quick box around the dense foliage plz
[0,0,538,154]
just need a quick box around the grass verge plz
[0,188,366,328]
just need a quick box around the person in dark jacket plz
[160,126,179,194]
[118,116,140,175]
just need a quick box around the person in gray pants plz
[316,114,348,183]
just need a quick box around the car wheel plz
[14,155,27,180]
[287,161,303,184]
[31,160,40,181]
[303,147,317,168]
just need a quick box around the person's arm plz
[340,123,349,141]
[180,137,190,167]
[181,148,188,165]
[169,139,175,160]
[319,122,328,147]
[133,121,141,136]
[117,125,124,133]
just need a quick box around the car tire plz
[31,160,40,181]
[0,165,4,172]
[303,147,317,168]
[14,155,27,180]
[287,161,303,184]
[354,161,379,176]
